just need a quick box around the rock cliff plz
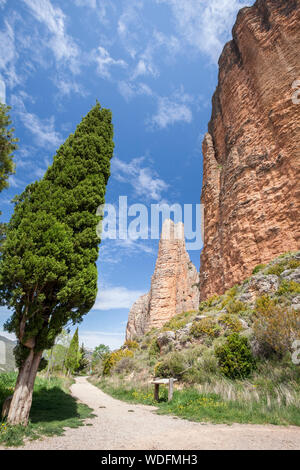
[200,0,300,299]
[126,220,199,340]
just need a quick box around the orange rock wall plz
[200,0,300,299]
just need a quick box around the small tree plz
[253,295,299,356]
[45,329,71,378]
[0,103,114,425]
[92,343,110,372]
[0,102,18,193]
[65,328,80,375]
[76,343,89,374]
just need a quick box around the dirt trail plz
[5,376,300,450]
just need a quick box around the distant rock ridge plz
[126,220,199,340]
[199,0,300,299]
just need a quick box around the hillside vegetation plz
[91,251,300,426]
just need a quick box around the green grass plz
[0,372,94,447]
[96,378,300,427]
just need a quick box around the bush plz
[253,295,299,356]
[154,352,187,379]
[102,349,134,375]
[276,280,300,296]
[225,300,247,315]
[148,338,160,357]
[198,349,219,374]
[218,314,243,333]
[215,333,256,379]
[199,295,221,312]
[266,258,299,276]
[113,357,136,374]
[252,264,267,274]
[123,340,139,350]
[190,317,220,339]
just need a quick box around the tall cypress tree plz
[65,328,80,375]
[0,103,114,425]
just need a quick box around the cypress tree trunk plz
[6,350,42,426]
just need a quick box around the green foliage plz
[253,295,299,356]
[154,352,187,379]
[252,264,267,274]
[0,103,114,358]
[76,343,89,373]
[0,102,18,193]
[0,372,94,446]
[225,300,246,314]
[92,344,110,362]
[190,317,220,339]
[218,314,243,333]
[65,328,80,374]
[162,311,194,331]
[123,340,139,350]
[148,338,160,357]
[215,334,256,379]
[265,258,299,277]
[199,295,221,312]
[102,349,134,376]
[276,280,300,296]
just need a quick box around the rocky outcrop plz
[200,0,300,299]
[126,220,199,340]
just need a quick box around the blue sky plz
[0,0,253,349]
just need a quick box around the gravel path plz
[4,376,300,450]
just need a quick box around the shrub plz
[154,352,187,379]
[123,340,139,350]
[218,314,243,333]
[102,349,134,375]
[215,333,256,379]
[253,295,299,356]
[252,264,267,275]
[265,258,299,276]
[190,317,220,339]
[113,356,136,374]
[148,338,160,357]
[225,300,247,315]
[266,263,286,276]
[199,295,221,312]
[162,311,194,331]
[198,349,219,374]
[276,280,300,296]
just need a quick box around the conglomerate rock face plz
[126,220,199,340]
[200,0,300,299]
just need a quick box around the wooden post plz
[154,383,160,402]
[168,378,174,402]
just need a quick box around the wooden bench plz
[150,378,177,402]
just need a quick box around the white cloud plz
[0,20,19,88]
[0,0,7,8]
[0,76,5,103]
[94,286,145,310]
[150,94,193,129]
[157,0,250,63]
[23,0,80,72]
[92,46,127,79]
[118,81,153,102]
[54,77,87,97]
[79,330,124,350]
[132,58,158,80]
[11,95,62,148]
[74,0,97,8]
[112,156,169,201]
